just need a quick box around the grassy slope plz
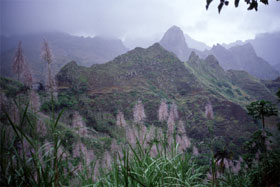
[54,43,278,153]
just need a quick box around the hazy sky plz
[1,0,280,47]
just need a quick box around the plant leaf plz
[206,0,213,10]
[235,0,240,7]
[218,2,224,13]
[260,0,269,5]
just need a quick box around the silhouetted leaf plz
[248,0,258,10]
[260,0,269,4]
[206,0,213,10]
[218,2,224,13]
[234,0,240,7]
[225,1,229,5]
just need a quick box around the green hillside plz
[1,43,279,186]
[54,43,277,153]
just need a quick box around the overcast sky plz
[1,0,280,47]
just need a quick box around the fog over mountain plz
[158,26,279,80]
[0,32,128,82]
[1,0,280,46]
[184,34,210,51]
[2,1,280,185]
[222,32,280,66]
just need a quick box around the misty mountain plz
[158,26,278,80]
[222,32,280,67]
[0,32,128,82]
[56,43,277,149]
[249,32,280,66]
[213,43,278,80]
[228,43,279,80]
[222,40,247,49]
[196,43,279,80]
[184,34,210,51]
[274,63,280,73]
[159,26,192,61]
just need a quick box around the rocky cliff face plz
[159,26,191,61]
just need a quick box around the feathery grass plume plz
[205,101,214,119]
[110,139,123,160]
[167,112,175,135]
[167,101,179,134]
[146,125,156,143]
[116,111,127,127]
[85,149,95,166]
[170,101,179,120]
[12,41,33,87]
[177,120,185,135]
[41,39,53,65]
[22,63,33,88]
[175,121,191,152]
[231,160,241,174]
[192,146,199,156]
[146,126,163,157]
[29,90,41,112]
[102,151,112,170]
[72,111,88,136]
[181,135,191,149]
[73,141,87,158]
[158,99,168,121]
[137,123,147,145]
[175,134,191,153]
[36,118,47,137]
[41,39,56,92]
[10,101,20,124]
[12,41,25,82]
[126,126,137,146]
[133,99,146,124]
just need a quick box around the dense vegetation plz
[1,41,280,186]
[1,82,280,186]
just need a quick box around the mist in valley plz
[1,0,280,186]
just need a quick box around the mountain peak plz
[160,26,186,45]
[148,42,163,50]
[229,42,256,56]
[188,51,199,62]
[205,55,220,68]
[212,43,227,51]
[168,25,182,32]
[159,26,191,61]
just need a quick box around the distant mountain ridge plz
[184,34,210,51]
[0,32,128,82]
[56,43,277,151]
[206,43,279,80]
[159,26,279,80]
[222,32,280,67]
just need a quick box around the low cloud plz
[1,0,280,47]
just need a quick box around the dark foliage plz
[206,0,280,13]
[246,100,278,129]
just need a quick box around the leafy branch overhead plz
[206,0,280,13]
